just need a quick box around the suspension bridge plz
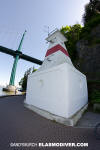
[0,30,43,92]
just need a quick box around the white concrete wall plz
[46,30,67,50]
[37,30,72,72]
[37,51,73,72]
[26,63,88,118]
[26,30,88,120]
[66,66,88,117]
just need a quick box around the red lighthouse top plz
[45,29,69,57]
[37,29,73,72]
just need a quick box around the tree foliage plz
[83,0,100,24]
[80,0,100,40]
[19,67,37,91]
[61,24,82,62]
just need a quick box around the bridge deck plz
[0,95,99,150]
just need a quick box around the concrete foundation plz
[24,101,88,126]
[3,85,16,92]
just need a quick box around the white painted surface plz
[26,63,88,118]
[37,50,73,72]
[25,30,88,119]
[25,102,88,126]
[37,30,72,72]
[46,30,67,50]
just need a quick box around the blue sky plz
[0,0,89,86]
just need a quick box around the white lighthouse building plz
[25,30,88,126]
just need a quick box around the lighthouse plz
[25,29,88,126]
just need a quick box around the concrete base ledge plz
[3,85,16,92]
[24,101,88,126]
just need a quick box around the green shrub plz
[19,67,37,91]
[83,0,99,25]
[90,90,100,104]
[60,24,82,62]
[80,14,100,39]
[94,39,100,44]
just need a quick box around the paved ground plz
[76,111,100,128]
[0,95,100,150]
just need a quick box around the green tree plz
[61,24,82,62]
[83,0,99,24]
[19,67,37,91]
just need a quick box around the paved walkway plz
[76,111,100,128]
[0,95,100,150]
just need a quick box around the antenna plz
[43,25,50,36]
